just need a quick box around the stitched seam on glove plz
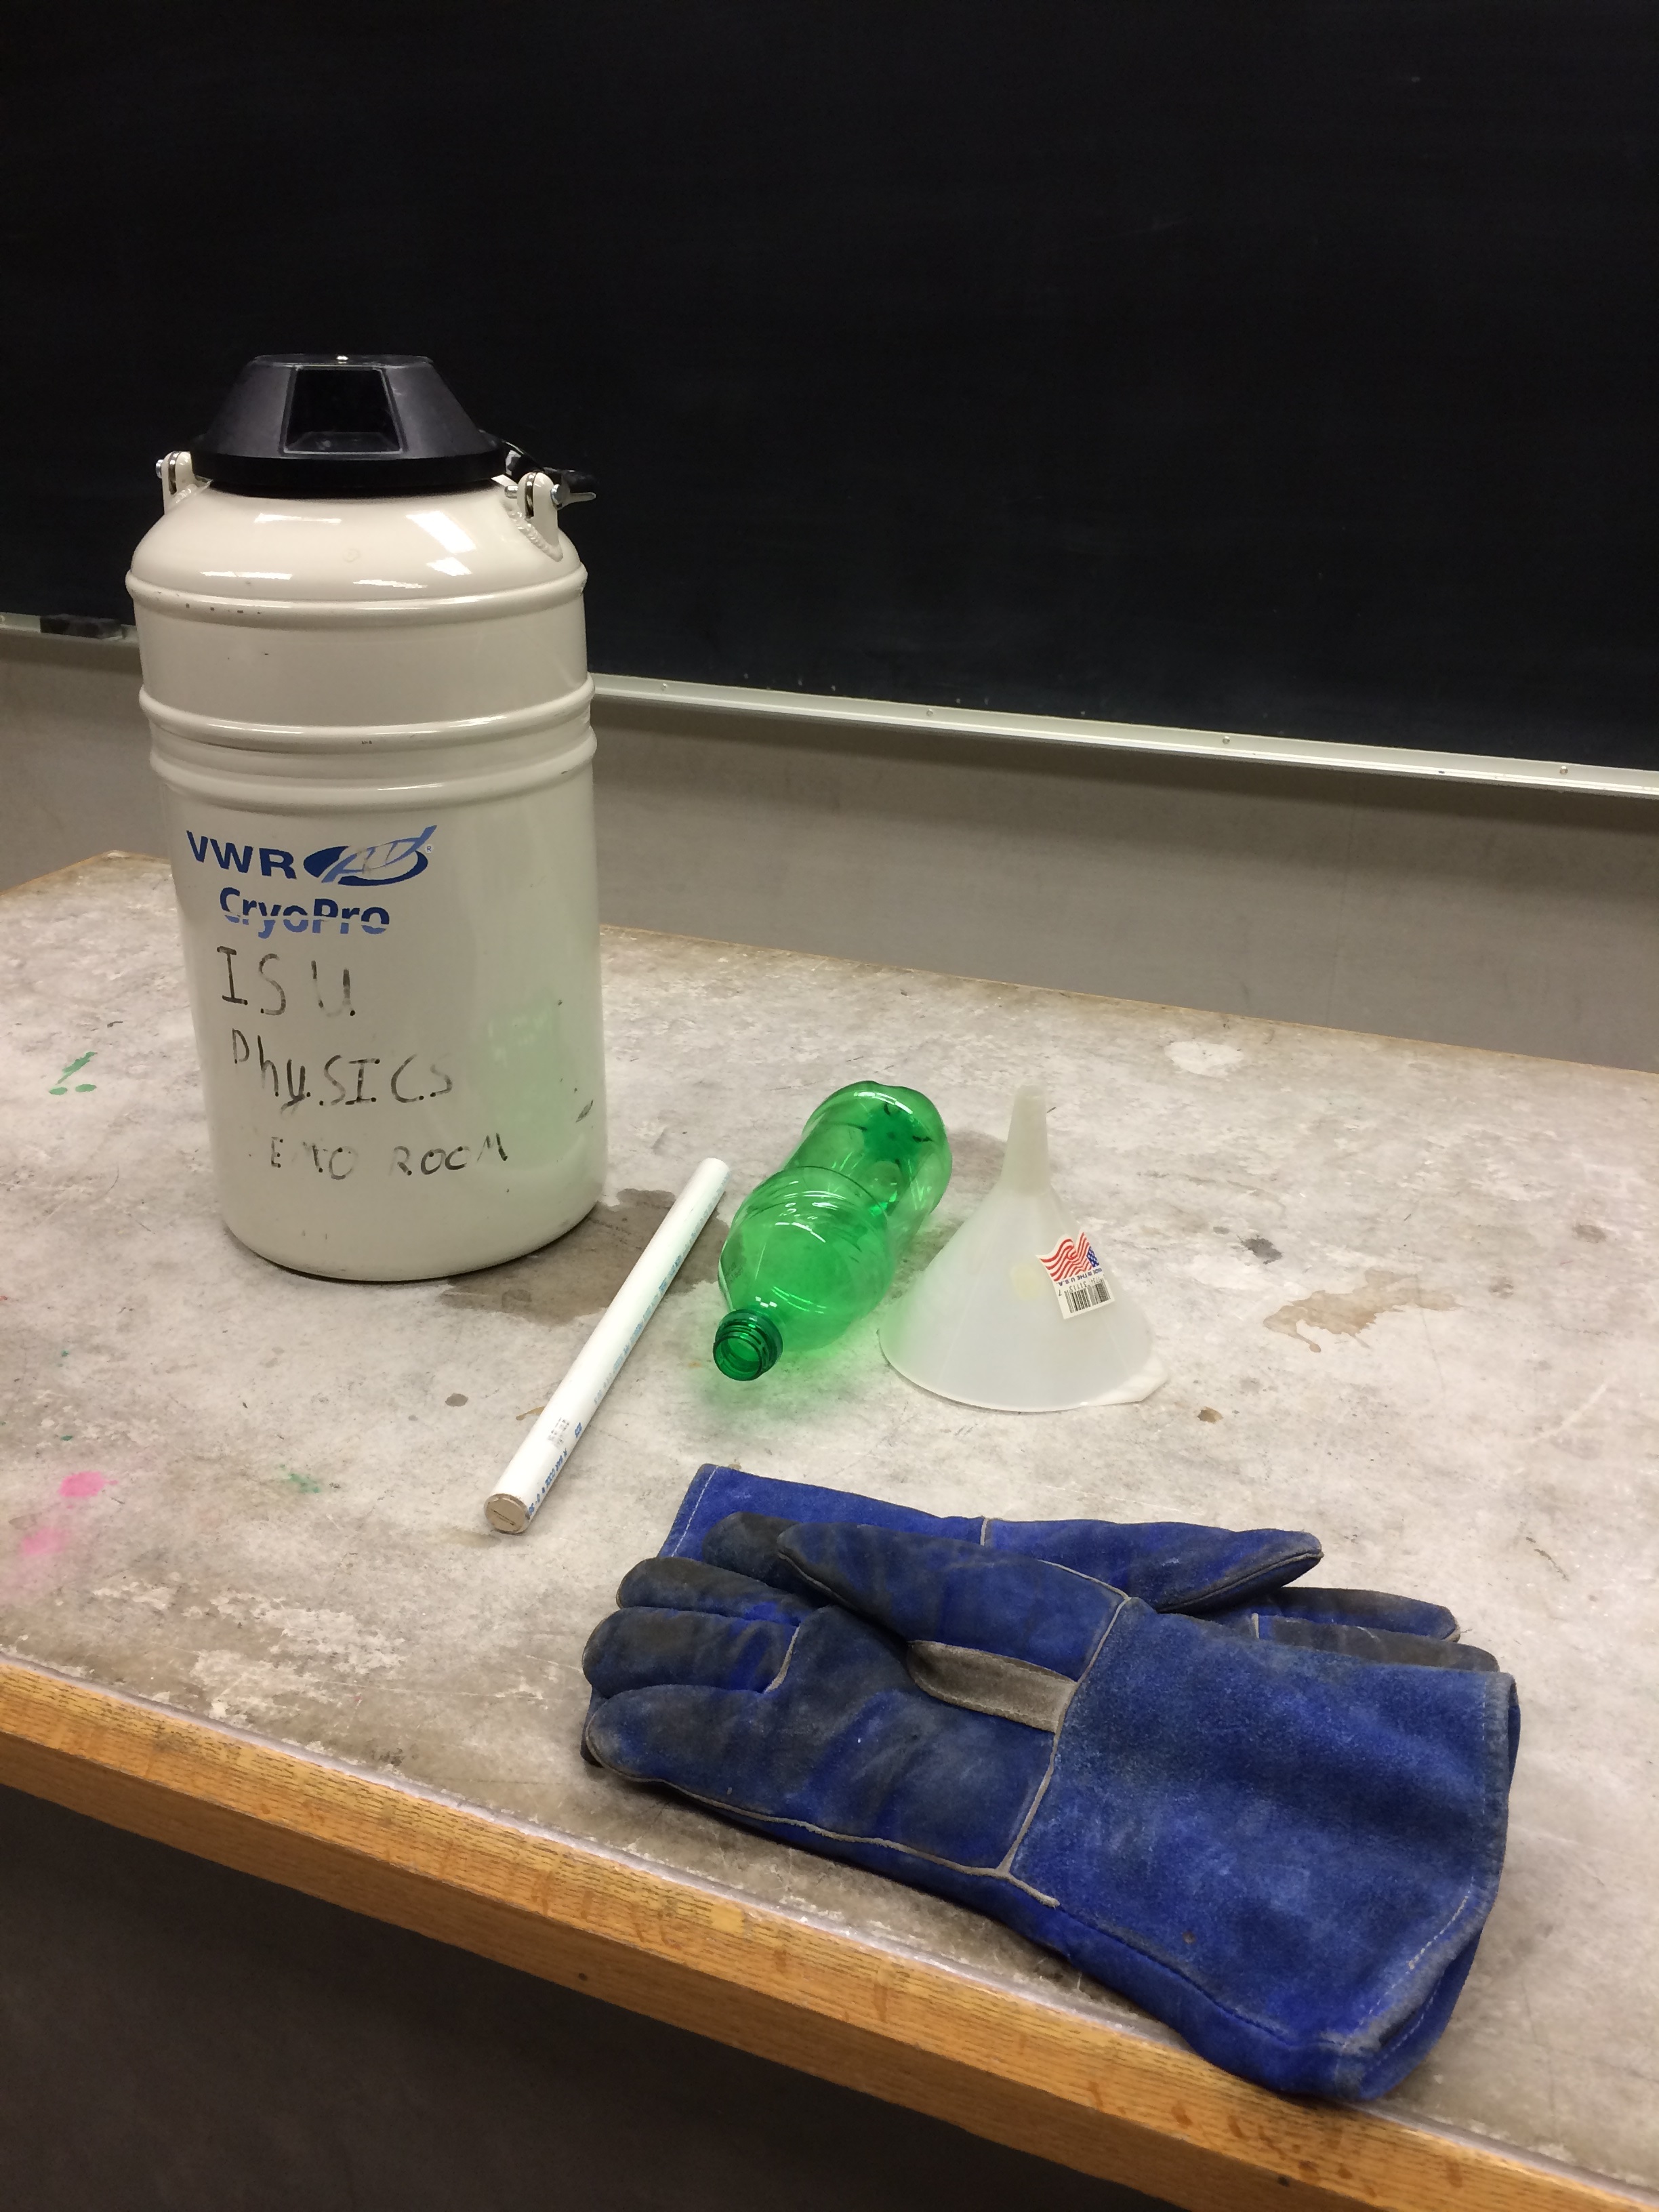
[1339,1676,1513,2039]
[1155,1546,1323,1612]
[662,1462,722,1554]
[583,1614,1113,1900]
[1031,1895,1412,2063]
[994,1597,1128,1883]
[765,1620,808,1692]
[1078,1879,1477,2058]
[574,1727,1492,2057]
[906,1641,1077,1732]
[624,1784,1031,1883]
[978,1519,1322,1614]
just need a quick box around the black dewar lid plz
[190,354,507,497]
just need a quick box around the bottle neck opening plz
[713,1307,783,1382]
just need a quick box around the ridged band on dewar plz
[148,726,596,813]
[138,678,596,752]
[124,566,588,625]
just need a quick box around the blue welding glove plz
[583,1522,1518,2100]
[667,1463,1481,1662]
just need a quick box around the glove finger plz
[779,1523,1122,1676]
[671,1469,1326,1617]
[583,1605,798,1697]
[586,1681,770,1795]
[700,1512,830,1601]
[585,1606,912,1795]
[987,1516,1321,1612]
[617,1554,819,1626]
[586,1610,1053,1866]
[1214,1586,1461,1642]
[1244,1616,1499,1671]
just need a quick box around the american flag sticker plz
[1038,1231,1114,1319]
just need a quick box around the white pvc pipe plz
[485,1157,731,1534]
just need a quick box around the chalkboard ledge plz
[3,614,1654,800]
[598,672,1659,803]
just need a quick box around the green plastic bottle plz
[712,1081,953,1381]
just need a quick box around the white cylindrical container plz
[129,354,606,1281]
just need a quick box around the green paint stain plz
[283,1469,324,1494]
[49,1051,96,1096]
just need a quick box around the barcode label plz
[1037,1231,1113,1320]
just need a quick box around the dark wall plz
[3,1,1656,766]
[0,1782,1166,2212]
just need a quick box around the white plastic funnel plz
[879,1088,1165,1412]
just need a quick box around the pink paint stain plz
[19,1527,68,1557]
[59,1471,109,1500]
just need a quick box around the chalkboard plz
[4,1,1656,769]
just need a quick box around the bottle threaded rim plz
[713,1307,783,1381]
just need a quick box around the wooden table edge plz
[0,1659,1643,2212]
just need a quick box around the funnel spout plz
[998,1086,1050,1195]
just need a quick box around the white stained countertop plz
[2,854,1656,2201]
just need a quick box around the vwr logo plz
[185,826,436,886]
[304,827,435,887]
